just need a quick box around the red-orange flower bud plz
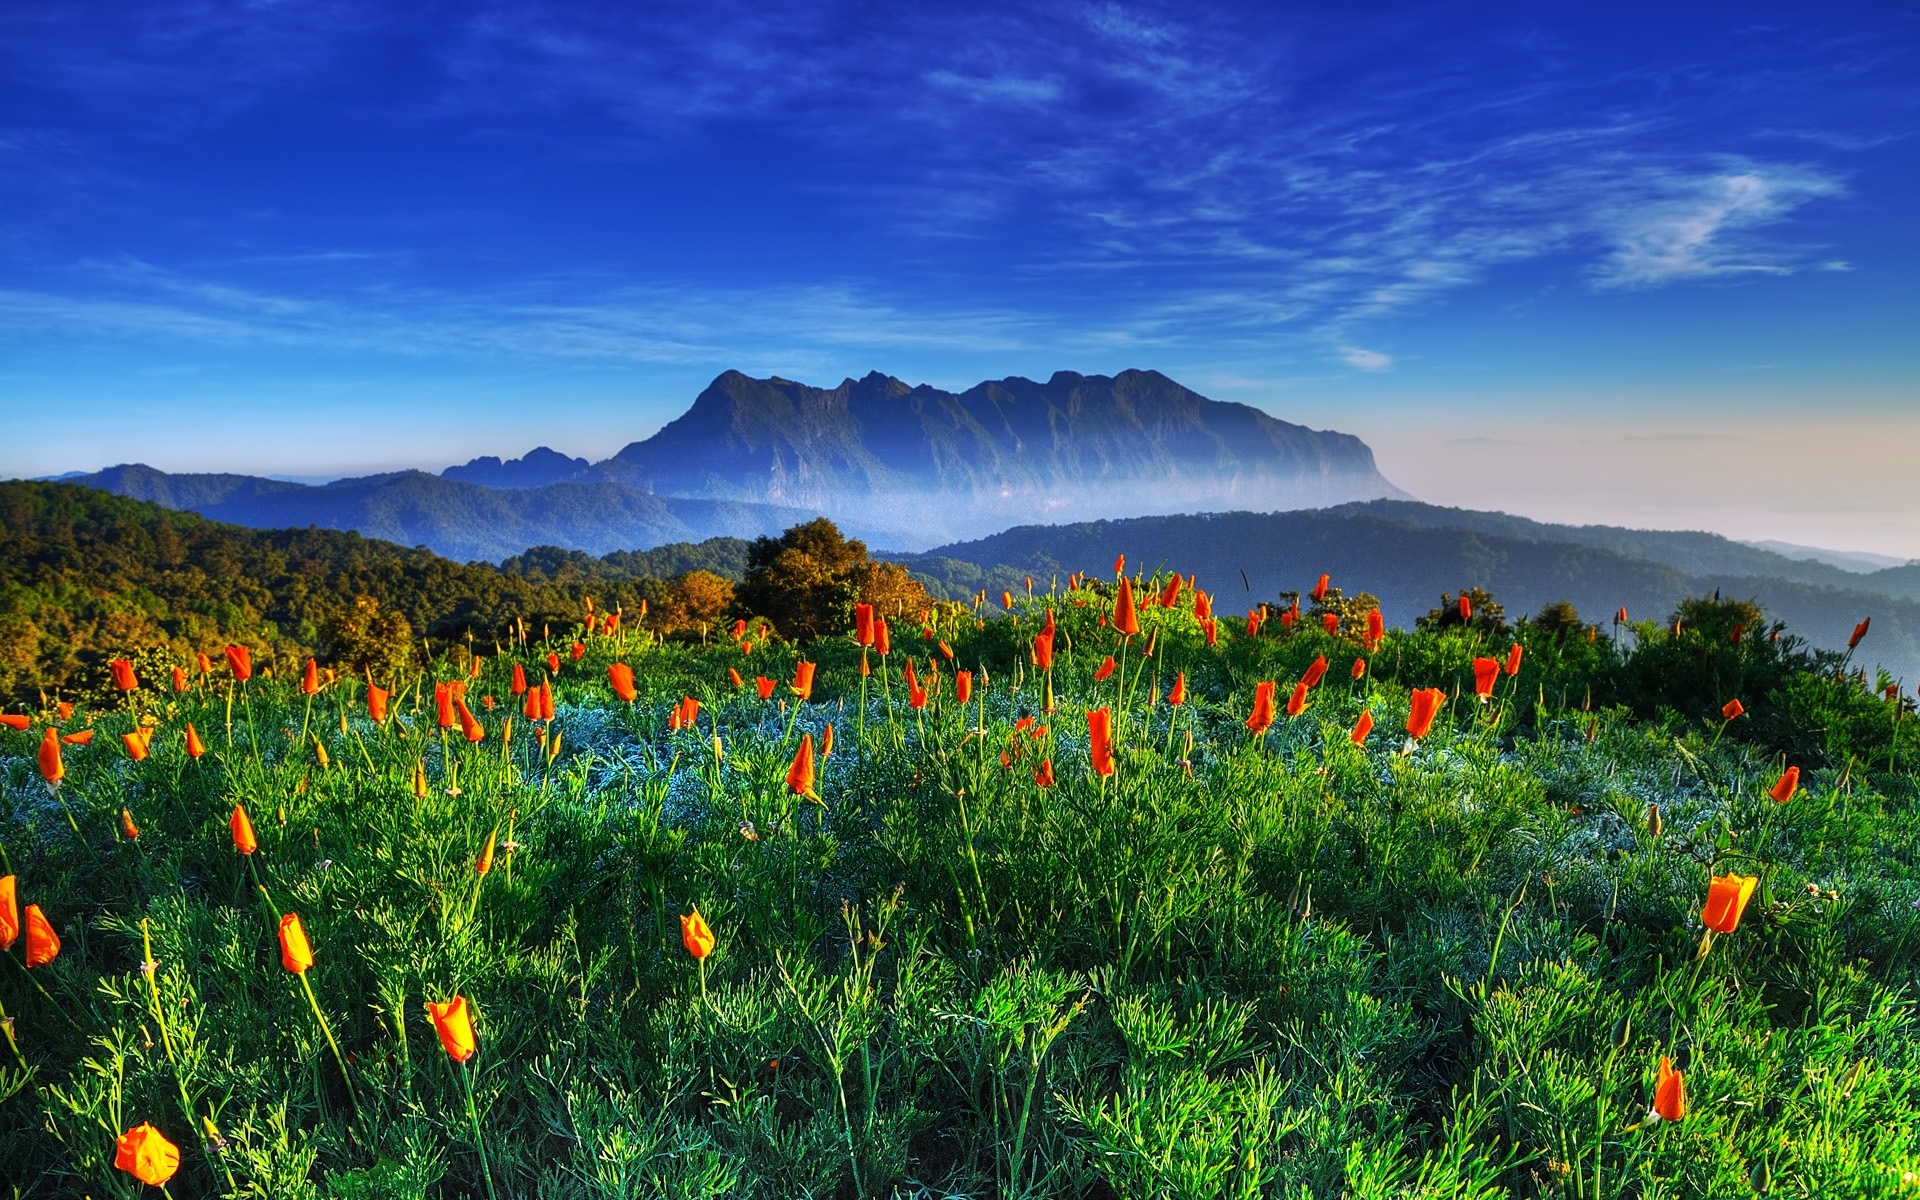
[278,912,315,973]
[426,995,478,1062]
[115,1122,181,1186]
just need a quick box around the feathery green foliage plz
[2,550,1917,1198]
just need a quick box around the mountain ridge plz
[593,368,1407,538]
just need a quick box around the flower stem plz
[462,1062,499,1200]
[299,969,359,1115]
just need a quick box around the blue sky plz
[2,1,1917,551]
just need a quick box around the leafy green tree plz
[735,519,929,640]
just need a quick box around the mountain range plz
[62,368,1405,556]
[892,502,1920,682]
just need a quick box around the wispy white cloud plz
[1589,162,1845,288]
[1341,346,1392,372]
[0,0,1890,369]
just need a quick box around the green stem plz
[299,969,359,1116]
[462,1062,500,1200]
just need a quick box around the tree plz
[652,570,735,638]
[1416,587,1509,638]
[322,595,415,679]
[1531,600,1583,636]
[734,519,929,641]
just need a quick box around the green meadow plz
[3,565,1918,1199]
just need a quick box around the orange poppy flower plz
[1193,591,1212,620]
[546,651,561,673]
[1033,631,1054,671]
[1769,766,1799,803]
[185,723,205,758]
[1721,698,1745,721]
[539,683,555,722]
[1158,575,1181,608]
[1701,872,1758,933]
[1311,573,1329,602]
[0,713,28,730]
[25,903,59,967]
[279,912,315,973]
[1246,681,1277,734]
[1245,612,1261,638]
[1351,657,1367,680]
[1113,577,1140,637]
[225,644,252,681]
[681,908,716,959]
[510,663,527,696]
[455,700,484,742]
[875,618,891,657]
[854,603,875,646]
[570,642,585,660]
[61,729,94,745]
[171,666,188,693]
[1366,609,1385,648]
[733,618,748,639]
[1472,657,1500,698]
[1406,687,1445,741]
[110,659,138,691]
[367,684,390,724]
[905,660,929,709]
[36,726,62,785]
[1093,655,1116,682]
[955,670,973,704]
[196,651,212,675]
[114,1122,181,1186]
[1285,681,1308,717]
[230,804,258,855]
[1168,671,1187,707]
[1302,656,1328,689]
[57,701,71,720]
[426,995,478,1062]
[1652,1056,1686,1122]
[1204,618,1218,646]
[1505,643,1524,676]
[475,828,497,876]
[1087,707,1115,776]
[787,734,816,796]
[1033,757,1056,787]
[435,683,455,728]
[1113,553,1126,576]
[1002,590,1014,610]
[0,875,17,950]
[608,663,637,703]
[821,723,835,758]
[1321,612,1340,635]
[301,658,320,696]
[791,661,816,700]
[755,676,776,700]
[121,808,140,840]
[1850,617,1870,649]
[1458,595,1472,621]
[1350,710,1374,745]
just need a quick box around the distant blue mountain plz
[66,464,817,563]
[442,446,601,489]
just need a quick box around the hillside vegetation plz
[902,508,1920,684]
[1,513,1917,1197]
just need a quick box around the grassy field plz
[2,571,1918,1198]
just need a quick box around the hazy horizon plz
[3,2,1915,555]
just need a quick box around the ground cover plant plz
[2,545,1919,1198]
